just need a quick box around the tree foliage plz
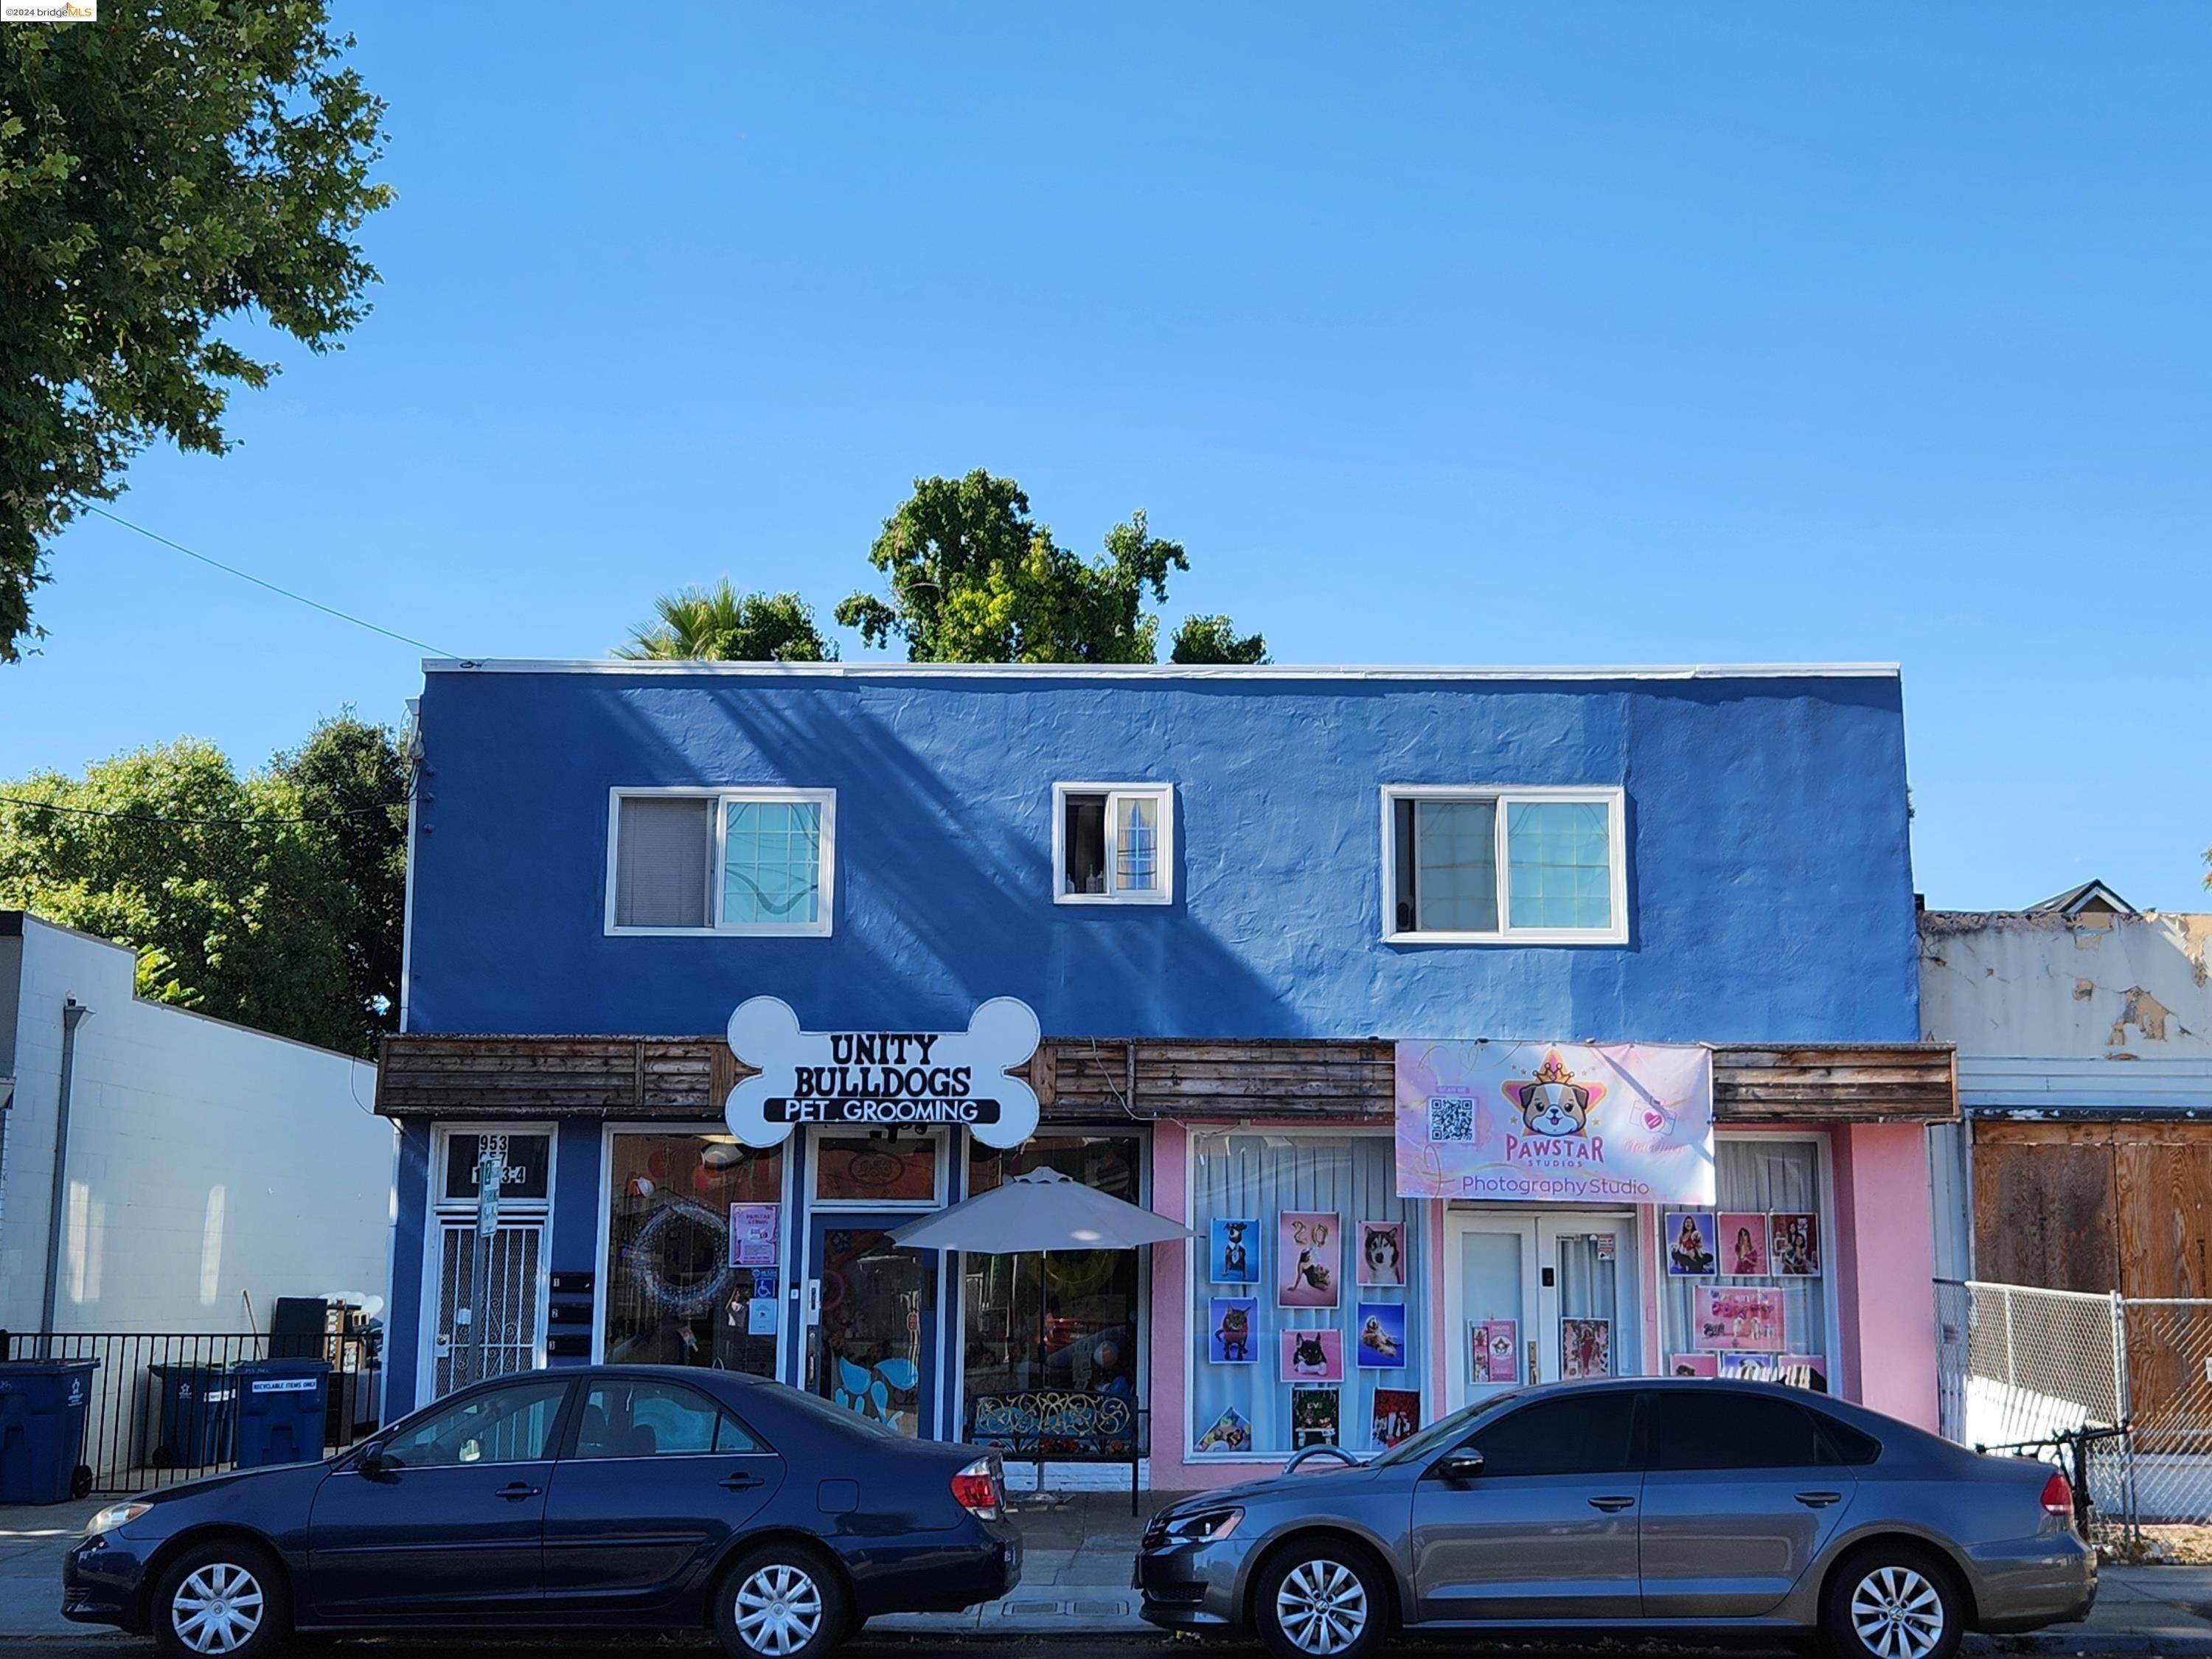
[271,712,407,1048]
[0,1,394,661]
[1170,613,1271,665]
[615,580,837,662]
[834,470,1265,664]
[0,738,363,1052]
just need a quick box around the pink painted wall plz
[1830,1121,1941,1430]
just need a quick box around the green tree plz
[0,1,394,661]
[835,470,1265,664]
[271,712,407,1049]
[0,739,361,1051]
[1170,613,1271,665]
[615,580,838,661]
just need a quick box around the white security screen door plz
[1445,1209,1642,1408]
[432,1220,546,1397]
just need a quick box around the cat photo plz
[1208,1297,1257,1364]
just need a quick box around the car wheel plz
[150,1539,289,1659]
[1823,1546,1963,1659]
[1255,1540,1386,1659]
[715,1543,849,1659]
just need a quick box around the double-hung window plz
[1382,786,1626,944]
[1054,783,1173,905]
[606,788,835,936]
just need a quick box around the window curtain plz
[1659,1136,1831,1375]
[1189,1135,1425,1457]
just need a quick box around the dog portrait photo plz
[1357,1221,1405,1287]
[1210,1216,1258,1284]
[1279,1326,1345,1382]
[1355,1301,1408,1368]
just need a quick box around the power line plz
[0,791,408,828]
[83,504,461,658]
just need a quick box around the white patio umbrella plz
[890,1168,1189,1507]
[886,1166,1192,1253]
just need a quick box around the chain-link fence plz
[1935,1279,2212,1540]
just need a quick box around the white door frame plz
[1443,1207,1641,1411]
[420,1122,554,1400]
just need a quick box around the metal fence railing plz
[1935,1279,2212,1541]
[1,1330,382,1495]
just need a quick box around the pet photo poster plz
[1371,1388,1421,1450]
[1279,1327,1346,1382]
[1664,1210,1717,1276]
[1208,1297,1257,1364]
[1279,1211,1341,1309]
[1291,1385,1340,1447]
[1357,1221,1406,1287]
[1357,1301,1408,1369]
[1210,1217,1258,1284]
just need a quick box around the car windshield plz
[1369,1392,1523,1467]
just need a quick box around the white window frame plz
[1051,782,1175,906]
[603,786,836,939]
[1380,784,1629,946]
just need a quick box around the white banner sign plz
[1396,1040,1716,1205]
[725,997,1042,1150]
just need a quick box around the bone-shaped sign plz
[725,996,1043,1150]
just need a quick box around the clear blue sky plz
[5,4,2208,911]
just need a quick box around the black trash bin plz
[234,1359,330,1468]
[145,1364,235,1469]
[0,1359,100,1503]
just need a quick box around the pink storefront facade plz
[1135,1077,1950,1495]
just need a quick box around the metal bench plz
[967,1390,1147,1514]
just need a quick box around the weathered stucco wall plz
[1921,909,2212,1058]
[406,664,1921,1046]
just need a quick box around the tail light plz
[951,1456,1003,1520]
[2041,1472,2074,1520]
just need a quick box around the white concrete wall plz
[0,916,395,1336]
[1921,908,2212,1060]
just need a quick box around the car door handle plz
[1795,1490,1843,1509]
[1587,1495,1636,1512]
[720,1473,764,1492]
[495,1481,542,1502]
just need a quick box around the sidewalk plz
[873,1489,1161,1637]
[0,1497,105,1638]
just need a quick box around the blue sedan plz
[63,1364,1019,1659]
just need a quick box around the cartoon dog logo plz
[1506,1050,1603,1138]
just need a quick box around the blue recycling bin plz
[0,1359,100,1504]
[146,1364,235,1469]
[234,1359,330,1468]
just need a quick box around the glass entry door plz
[807,1219,938,1437]
[1444,1210,1641,1408]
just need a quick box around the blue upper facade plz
[403,663,1919,1044]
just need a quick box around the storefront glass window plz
[814,1134,941,1204]
[605,1133,785,1375]
[961,1136,1144,1425]
[1189,1133,1425,1458]
[1658,1136,1833,1388]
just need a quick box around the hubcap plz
[170,1562,265,1655]
[734,1562,824,1656]
[1275,1558,1368,1655]
[1851,1564,1946,1659]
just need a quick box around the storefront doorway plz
[1443,1208,1643,1410]
[806,1217,941,1436]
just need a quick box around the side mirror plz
[354,1440,388,1473]
[1433,1449,1485,1482]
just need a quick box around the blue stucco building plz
[379,661,1949,1486]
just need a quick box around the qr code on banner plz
[1427,1096,1475,1143]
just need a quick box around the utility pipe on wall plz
[38,998,92,1354]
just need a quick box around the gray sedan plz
[1137,1379,2093,1659]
